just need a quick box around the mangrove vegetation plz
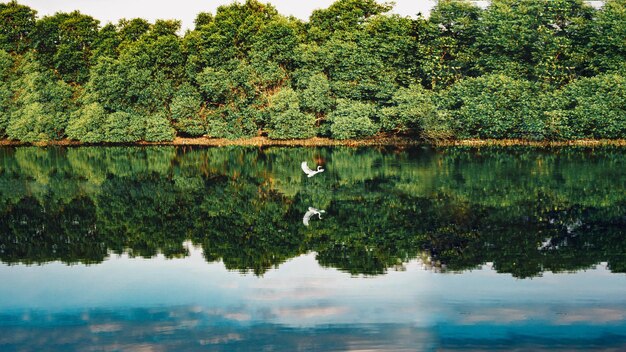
[0,0,626,143]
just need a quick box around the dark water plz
[0,146,625,351]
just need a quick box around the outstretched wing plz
[301,161,314,175]
[303,209,316,226]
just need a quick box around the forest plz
[0,0,626,143]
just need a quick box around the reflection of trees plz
[0,146,624,278]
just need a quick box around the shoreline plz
[1,137,626,147]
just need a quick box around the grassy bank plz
[2,137,626,148]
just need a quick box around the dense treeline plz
[1,146,625,277]
[0,0,625,142]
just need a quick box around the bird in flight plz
[301,161,324,177]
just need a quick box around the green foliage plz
[308,0,393,40]
[6,53,72,141]
[145,112,176,141]
[104,111,144,142]
[33,11,100,83]
[330,99,378,139]
[1,147,625,277]
[267,88,316,139]
[475,0,594,86]
[66,102,107,143]
[117,18,150,43]
[418,0,481,89]
[298,73,334,121]
[170,84,205,136]
[2,0,626,142]
[205,105,258,139]
[0,50,13,135]
[590,0,626,73]
[441,74,546,139]
[92,23,121,59]
[381,84,437,134]
[0,1,37,53]
[550,74,626,139]
[192,0,280,68]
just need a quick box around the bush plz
[441,74,546,140]
[66,102,107,142]
[381,84,438,134]
[7,103,70,142]
[330,99,379,139]
[104,111,144,142]
[299,73,333,115]
[0,49,12,80]
[550,74,626,139]
[145,112,176,141]
[267,88,316,139]
[0,84,11,136]
[5,53,72,141]
[6,102,44,141]
[0,51,12,135]
[205,105,258,139]
[170,84,205,136]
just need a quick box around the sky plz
[17,0,438,32]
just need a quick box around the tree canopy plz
[0,0,625,142]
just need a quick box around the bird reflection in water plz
[303,207,325,226]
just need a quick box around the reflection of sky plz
[1,244,626,350]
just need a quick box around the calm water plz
[0,146,625,351]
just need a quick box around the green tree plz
[0,49,14,135]
[66,102,107,143]
[6,53,72,142]
[474,0,594,85]
[590,0,626,73]
[330,99,379,139]
[381,85,451,139]
[417,0,481,89]
[170,84,205,136]
[267,88,316,139]
[308,0,392,41]
[117,18,150,43]
[92,23,121,59]
[0,1,36,53]
[550,74,626,139]
[104,111,144,142]
[145,112,176,142]
[441,74,547,139]
[33,11,100,83]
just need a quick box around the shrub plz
[550,74,626,139]
[0,84,11,136]
[205,105,258,139]
[330,99,378,139]
[441,74,546,140]
[145,112,176,141]
[267,88,316,139]
[299,73,333,115]
[104,111,144,142]
[170,84,205,136]
[381,84,438,134]
[5,53,72,141]
[66,102,107,142]
[6,102,44,141]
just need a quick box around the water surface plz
[0,146,625,351]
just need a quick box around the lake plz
[0,146,625,351]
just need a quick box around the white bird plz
[301,161,324,177]
[303,207,325,226]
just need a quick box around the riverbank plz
[1,137,626,147]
